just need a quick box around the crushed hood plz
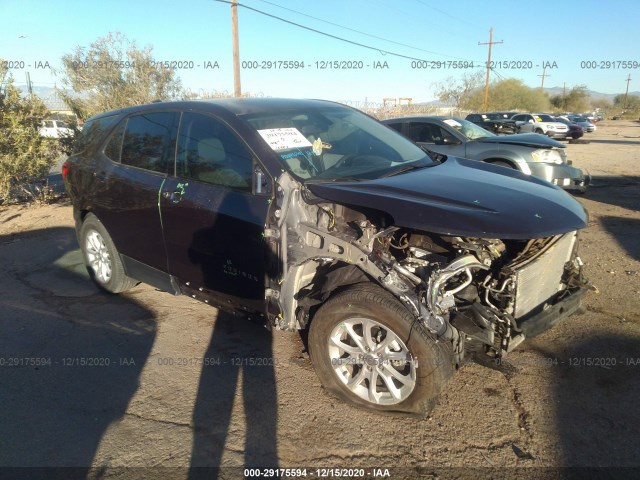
[476,133,565,149]
[306,156,587,239]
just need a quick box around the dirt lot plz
[1,121,639,479]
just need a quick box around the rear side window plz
[121,112,176,173]
[73,114,120,154]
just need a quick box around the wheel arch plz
[290,259,388,330]
[483,157,518,169]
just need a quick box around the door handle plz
[164,190,184,203]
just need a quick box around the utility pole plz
[623,74,632,110]
[478,27,503,110]
[563,82,566,111]
[231,0,241,97]
[538,66,549,90]
[25,72,33,98]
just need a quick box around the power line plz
[411,0,483,30]
[252,0,465,59]
[213,0,477,64]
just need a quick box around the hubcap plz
[328,317,416,405]
[85,230,112,284]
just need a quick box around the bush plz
[0,64,61,204]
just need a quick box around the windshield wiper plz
[379,159,436,178]
[307,176,364,183]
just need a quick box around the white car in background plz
[39,119,74,139]
[511,113,569,139]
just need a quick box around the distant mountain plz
[544,86,640,102]
[15,84,61,98]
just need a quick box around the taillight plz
[62,160,70,180]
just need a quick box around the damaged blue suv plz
[64,99,591,416]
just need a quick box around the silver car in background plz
[382,116,589,192]
[511,113,569,139]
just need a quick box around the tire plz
[535,128,544,134]
[79,213,138,293]
[308,283,454,417]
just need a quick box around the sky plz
[2,0,638,105]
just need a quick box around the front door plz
[159,112,272,314]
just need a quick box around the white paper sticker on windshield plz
[443,119,462,127]
[257,128,312,151]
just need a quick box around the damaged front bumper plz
[516,286,588,338]
[528,162,590,193]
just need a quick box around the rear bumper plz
[517,287,589,338]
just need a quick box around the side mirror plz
[528,119,535,124]
[436,137,461,146]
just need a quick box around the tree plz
[467,78,550,112]
[0,60,60,203]
[590,98,612,111]
[434,71,484,113]
[550,85,589,112]
[614,94,640,112]
[57,33,182,119]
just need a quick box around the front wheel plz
[308,284,454,416]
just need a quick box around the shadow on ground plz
[0,226,157,472]
[532,332,640,476]
[588,139,640,146]
[188,312,279,478]
[581,178,640,259]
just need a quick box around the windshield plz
[443,118,495,140]
[242,106,433,181]
[537,114,555,122]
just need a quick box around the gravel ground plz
[0,121,638,480]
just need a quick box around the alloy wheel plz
[328,317,417,405]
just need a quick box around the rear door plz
[88,110,178,272]
[159,111,272,314]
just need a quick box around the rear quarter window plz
[73,114,120,154]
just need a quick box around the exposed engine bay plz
[265,172,590,361]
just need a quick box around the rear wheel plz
[308,283,454,416]
[79,214,138,293]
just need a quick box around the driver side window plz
[176,112,253,191]
[408,122,438,143]
[407,122,455,144]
